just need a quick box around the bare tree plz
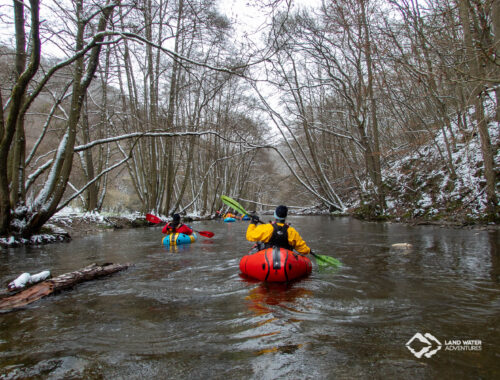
[457,0,498,217]
[0,0,41,235]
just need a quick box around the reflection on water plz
[244,280,312,317]
[242,280,312,358]
[0,217,499,378]
[162,243,192,254]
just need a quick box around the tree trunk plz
[164,0,184,214]
[9,0,28,209]
[24,0,117,235]
[360,0,385,211]
[457,0,498,218]
[491,0,500,121]
[0,263,130,312]
[0,0,40,235]
[80,97,98,211]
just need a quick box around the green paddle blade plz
[221,195,249,216]
[311,252,342,268]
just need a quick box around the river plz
[0,216,499,379]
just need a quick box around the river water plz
[0,216,499,379]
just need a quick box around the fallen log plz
[0,262,131,312]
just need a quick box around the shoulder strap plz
[267,222,292,250]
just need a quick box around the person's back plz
[245,205,310,255]
[162,213,193,235]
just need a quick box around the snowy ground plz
[0,207,149,248]
[348,97,499,224]
[0,207,216,248]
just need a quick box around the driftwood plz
[0,263,130,312]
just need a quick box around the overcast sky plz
[217,0,320,42]
[0,0,320,56]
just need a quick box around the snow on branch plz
[73,130,238,152]
[104,30,277,78]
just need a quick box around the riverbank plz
[0,208,217,248]
[47,209,154,239]
[46,209,218,239]
[356,215,500,231]
[0,211,144,247]
[1,207,497,249]
[289,206,499,231]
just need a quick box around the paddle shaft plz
[220,196,341,267]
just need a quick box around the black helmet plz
[274,205,287,221]
[172,213,181,226]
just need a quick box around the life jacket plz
[266,222,292,250]
[163,222,190,235]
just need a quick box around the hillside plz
[348,97,499,226]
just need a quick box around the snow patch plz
[8,270,51,290]
[0,233,70,247]
[348,93,499,221]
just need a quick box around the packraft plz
[162,232,197,246]
[239,247,312,282]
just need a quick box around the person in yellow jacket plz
[246,205,311,255]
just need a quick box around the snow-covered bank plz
[346,101,499,225]
[0,207,216,248]
[0,229,71,248]
[0,207,148,248]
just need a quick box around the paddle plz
[310,251,342,268]
[220,195,263,223]
[145,214,214,238]
[220,195,341,268]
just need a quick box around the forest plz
[0,0,498,239]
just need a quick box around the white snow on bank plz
[0,207,147,248]
[377,98,499,219]
[0,233,69,247]
[52,206,142,222]
[0,206,211,248]
[48,207,145,229]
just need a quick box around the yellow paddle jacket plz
[246,222,311,255]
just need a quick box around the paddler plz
[246,205,311,255]
[162,213,193,235]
